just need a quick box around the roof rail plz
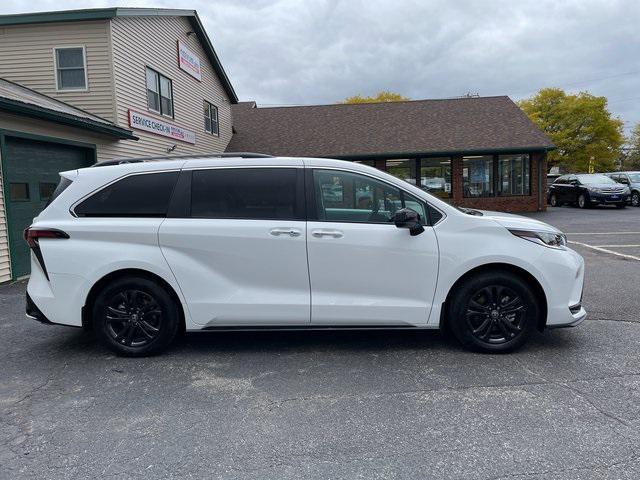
[92,152,273,167]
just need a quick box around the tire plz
[631,192,640,207]
[616,203,626,209]
[577,194,588,209]
[447,271,540,353]
[549,194,559,207]
[92,276,180,356]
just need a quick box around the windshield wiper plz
[458,207,483,216]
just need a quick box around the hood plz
[585,183,626,189]
[473,210,561,233]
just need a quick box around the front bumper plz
[547,305,587,329]
[589,192,629,204]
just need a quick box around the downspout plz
[537,152,544,211]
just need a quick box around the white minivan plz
[25,154,586,356]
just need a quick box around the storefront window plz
[420,157,451,198]
[463,156,494,197]
[386,159,416,185]
[498,154,530,196]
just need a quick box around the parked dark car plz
[548,173,630,208]
[605,171,640,207]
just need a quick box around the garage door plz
[3,136,93,278]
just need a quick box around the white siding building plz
[0,8,238,281]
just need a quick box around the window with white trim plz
[204,101,219,135]
[146,67,173,117]
[54,47,87,90]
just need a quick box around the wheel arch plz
[439,262,548,332]
[82,268,186,332]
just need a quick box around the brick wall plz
[369,151,547,213]
[451,152,546,213]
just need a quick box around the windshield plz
[629,173,640,182]
[576,174,617,185]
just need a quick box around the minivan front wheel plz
[447,272,539,353]
[93,276,179,356]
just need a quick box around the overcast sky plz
[4,0,640,134]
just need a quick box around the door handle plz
[311,229,343,238]
[269,228,302,237]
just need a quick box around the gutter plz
[0,98,138,140]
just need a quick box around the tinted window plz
[46,177,73,207]
[427,204,444,224]
[191,168,303,220]
[314,169,428,224]
[39,182,57,201]
[75,171,179,217]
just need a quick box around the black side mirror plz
[393,208,425,236]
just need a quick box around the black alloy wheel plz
[447,271,539,353]
[105,289,163,348]
[465,285,526,345]
[93,276,179,356]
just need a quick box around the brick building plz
[228,97,554,213]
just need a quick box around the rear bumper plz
[26,292,54,325]
[26,292,79,328]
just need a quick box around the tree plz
[340,91,409,104]
[518,88,624,173]
[624,122,640,169]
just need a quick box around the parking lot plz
[1,205,640,480]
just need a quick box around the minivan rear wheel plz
[93,276,179,356]
[447,272,539,353]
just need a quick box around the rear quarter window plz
[74,171,179,217]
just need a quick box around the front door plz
[2,136,93,278]
[159,165,310,327]
[306,168,439,326]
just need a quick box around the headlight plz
[588,186,601,193]
[509,229,567,249]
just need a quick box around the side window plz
[55,47,87,90]
[146,67,173,117]
[74,171,179,217]
[403,193,427,223]
[190,168,303,220]
[204,101,219,135]
[314,170,427,224]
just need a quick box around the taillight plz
[23,228,69,247]
[23,228,69,281]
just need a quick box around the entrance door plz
[2,136,93,278]
[306,168,440,326]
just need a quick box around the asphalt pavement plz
[1,205,639,479]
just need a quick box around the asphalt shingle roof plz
[227,96,554,158]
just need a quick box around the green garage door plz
[3,136,93,278]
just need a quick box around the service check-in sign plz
[128,109,196,144]
[177,40,202,81]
